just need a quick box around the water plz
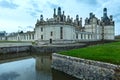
[0,54,79,80]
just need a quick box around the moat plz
[0,53,79,80]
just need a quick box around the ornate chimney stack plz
[85,17,89,25]
[63,11,64,15]
[67,15,70,22]
[53,8,56,18]
[76,15,79,21]
[62,11,66,22]
[110,15,113,21]
[79,17,82,27]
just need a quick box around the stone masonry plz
[52,53,120,80]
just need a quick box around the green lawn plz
[59,42,120,65]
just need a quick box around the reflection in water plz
[0,54,79,80]
[0,58,36,80]
[35,54,52,73]
[0,72,19,80]
[35,54,52,80]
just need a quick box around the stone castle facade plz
[0,7,115,44]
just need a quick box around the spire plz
[58,7,61,16]
[103,8,107,17]
[40,14,43,21]
[53,8,56,18]
[79,17,82,26]
[76,15,79,21]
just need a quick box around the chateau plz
[0,7,115,44]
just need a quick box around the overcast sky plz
[0,0,120,35]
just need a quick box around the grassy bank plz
[59,42,120,65]
[0,40,32,43]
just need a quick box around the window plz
[51,31,53,36]
[76,33,78,39]
[41,35,43,40]
[41,27,43,32]
[32,34,34,39]
[60,27,63,39]
[81,34,83,39]
[88,34,90,39]
[29,34,31,39]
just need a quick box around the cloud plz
[0,0,19,9]
[26,0,43,17]
[17,25,34,32]
[75,0,99,6]
[18,26,23,29]
[46,1,59,8]
[26,26,34,29]
[26,8,43,17]
[114,13,120,23]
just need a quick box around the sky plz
[0,0,120,35]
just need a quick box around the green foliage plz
[59,42,120,65]
[32,41,37,45]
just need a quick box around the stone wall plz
[0,46,31,54]
[31,44,87,53]
[52,53,120,80]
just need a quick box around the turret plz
[89,13,93,19]
[110,15,114,26]
[110,15,113,21]
[102,8,110,25]
[103,8,107,17]
[58,7,61,16]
